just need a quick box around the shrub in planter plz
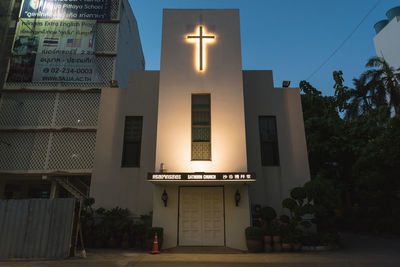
[264,219,281,252]
[260,206,277,224]
[134,224,147,249]
[245,227,264,252]
[261,206,278,252]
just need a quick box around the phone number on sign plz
[43,68,93,74]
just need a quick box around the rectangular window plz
[192,94,211,160]
[259,116,279,166]
[121,116,143,167]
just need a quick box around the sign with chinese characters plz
[148,173,256,182]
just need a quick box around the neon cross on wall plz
[187,26,216,72]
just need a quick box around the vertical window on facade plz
[259,116,280,166]
[192,94,211,160]
[121,116,143,167]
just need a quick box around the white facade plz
[91,9,310,250]
[156,10,247,173]
[373,11,400,69]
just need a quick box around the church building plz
[90,9,310,250]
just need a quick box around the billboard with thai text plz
[7,0,112,83]
[20,0,111,20]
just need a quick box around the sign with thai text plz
[20,0,111,20]
[7,19,99,82]
[7,0,110,83]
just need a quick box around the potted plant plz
[260,206,277,252]
[292,228,303,252]
[134,224,146,249]
[245,226,264,252]
[263,224,273,252]
[280,187,315,252]
[279,216,293,252]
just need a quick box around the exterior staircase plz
[53,177,90,201]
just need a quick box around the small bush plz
[260,206,277,222]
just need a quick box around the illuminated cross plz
[187,26,215,71]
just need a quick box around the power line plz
[306,0,382,81]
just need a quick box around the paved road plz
[1,233,400,267]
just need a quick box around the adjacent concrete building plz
[373,6,400,69]
[0,0,144,199]
[91,9,310,250]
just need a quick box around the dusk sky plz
[129,0,399,96]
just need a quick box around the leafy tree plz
[364,57,400,115]
[300,57,400,235]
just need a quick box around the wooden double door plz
[178,187,225,246]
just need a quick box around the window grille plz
[192,94,211,160]
[121,116,142,167]
[259,116,280,166]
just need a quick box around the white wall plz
[155,9,247,173]
[90,71,159,214]
[152,184,250,250]
[152,185,179,248]
[224,184,250,250]
[243,70,311,213]
[374,17,400,69]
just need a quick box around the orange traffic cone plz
[150,232,160,254]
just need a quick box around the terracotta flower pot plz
[273,243,282,252]
[246,240,263,253]
[292,243,302,252]
[272,235,281,244]
[272,235,282,252]
[264,236,272,252]
[282,243,292,251]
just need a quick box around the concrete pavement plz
[1,233,399,267]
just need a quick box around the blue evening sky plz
[129,0,399,96]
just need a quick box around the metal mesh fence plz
[96,23,119,53]
[0,132,48,170]
[0,92,100,129]
[47,132,96,171]
[55,93,100,128]
[0,131,96,172]
[0,93,55,128]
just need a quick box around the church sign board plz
[148,173,256,182]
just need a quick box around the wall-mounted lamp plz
[235,190,241,207]
[161,189,168,207]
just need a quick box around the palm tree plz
[364,57,400,115]
[345,74,372,120]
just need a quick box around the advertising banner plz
[7,0,112,83]
[20,0,112,20]
[8,19,100,82]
